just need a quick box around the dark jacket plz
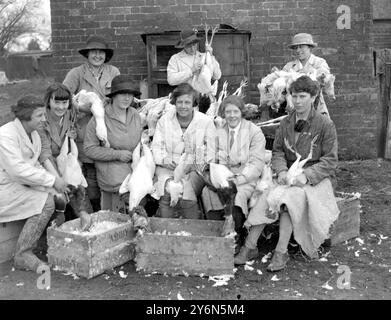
[272,107,338,186]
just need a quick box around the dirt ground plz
[0,80,390,300]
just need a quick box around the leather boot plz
[157,194,176,218]
[232,206,245,234]
[234,233,246,255]
[267,250,290,272]
[14,196,55,273]
[234,246,259,265]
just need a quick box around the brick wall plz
[50,0,379,160]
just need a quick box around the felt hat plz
[78,35,114,63]
[106,75,141,98]
[288,33,318,49]
[175,30,203,49]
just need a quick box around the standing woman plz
[0,96,67,272]
[63,35,120,211]
[202,95,266,254]
[167,30,221,87]
[83,75,142,212]
[283,33,332,117]
[38,83,92,224]
[151,83,216,219]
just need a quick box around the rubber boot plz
[14,196,55,273]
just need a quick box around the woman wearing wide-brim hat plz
[283,33,333,117]
[62,35,121,212]
[83,75,143,212]
[167,29,222,88]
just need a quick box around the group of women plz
[0,31,338,274]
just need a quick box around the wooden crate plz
[47,211,136,279]
[0,220,25,264]
[330,194,361,245]
[135,217,235,276]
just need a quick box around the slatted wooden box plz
[330,193,361,245]
[135,217,235,276]
[0,220,25,264]
[47,211,136,279]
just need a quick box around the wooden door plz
[376,49,391,158]
[145,34,180,98]
[211,33,250,95]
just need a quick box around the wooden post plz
[376,49,391,158]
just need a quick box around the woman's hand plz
[80,211,93,231]
[118,150,132,162]
[66,128,77,140]
[53,176,68,193]
[277,171,288,185]
[191,61,203,74]
[293,173,307,187]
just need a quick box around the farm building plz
[49,0,390,160]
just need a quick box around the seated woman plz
[84,75,143,211]
[151,83,216,219]
[201,95,266,253]
[243,76,339,271]
[0,96,68,272]
[38,83,92,225]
